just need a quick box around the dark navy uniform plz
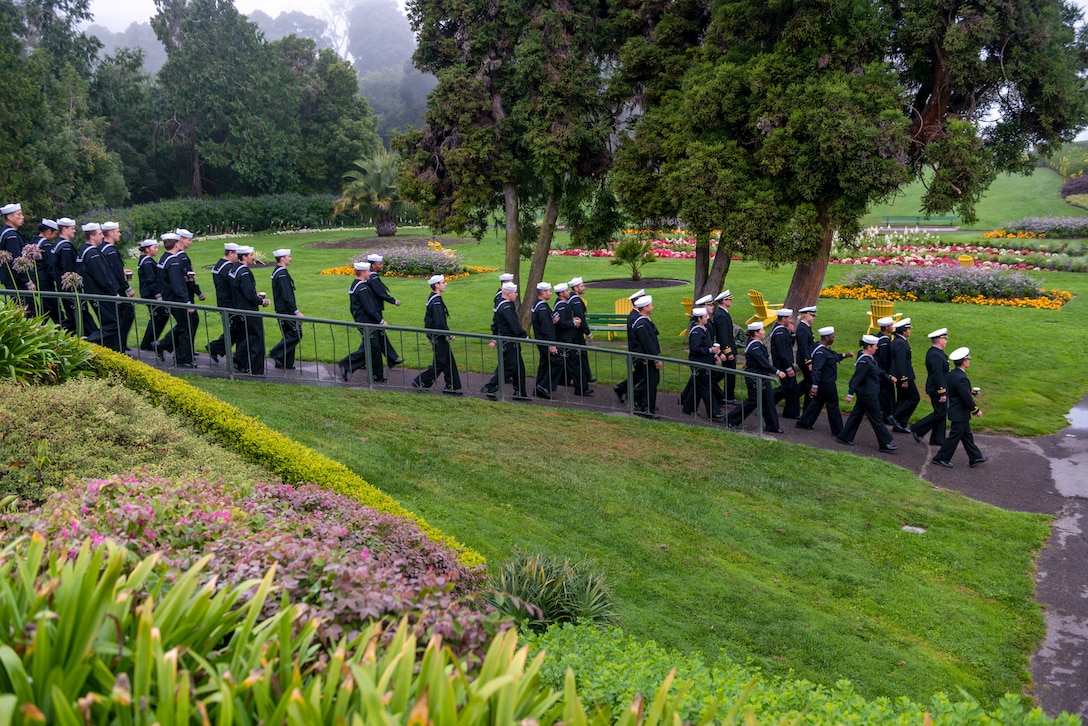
[415,290,460,392]
[712,305,737,403]
[682,322,721,419]
[727,335,781,431]
[769,320,799,418]
[0,226,30,292]
[568,290,593,389]
[630,313,661,415]
[838,352,895,448]
[159,251,194,365]
[369,270,401,364]
[269,266,301,369]
[531,296,565,396]
[53,236,95,335]
[31,232,60,323]
[338,278,384,381]
[795,319,815,407]
[890,333,920,428]
[206,256,239,362]
[138,252,169,351]
[100,240,134,351]
[911,345,949,445]
[229,263,266,374]
[75,241,119,349]
[797,342,847,435]
[875,331,895,421]
[492,297,529,397]
[612,303,643,404]
[932,366,984,466]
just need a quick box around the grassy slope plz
[169,229,1088,436]
[862,167,1088,230]
[186,377,1049,708]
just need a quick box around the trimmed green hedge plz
[89,346,485,568]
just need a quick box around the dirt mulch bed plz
[584,278,688,289]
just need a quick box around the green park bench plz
[882,215,958,227]
[586,312,628,341]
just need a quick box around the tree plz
[273,36,382,193]
[344,0,416,77]
[399,0,619,321]
[335,148,407,236]
[613,0,1088,307]
[152,0,302,197]
[249,9,333,48]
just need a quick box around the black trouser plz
[378,329,399,363]
[270,319,302,369]
[838,393,893,447]
[140,305,171,350]
[61,296,99,337]
[681,366,720,418]
[208,312,242,360]
[535,344,566,394]
[911,393,947,445]
[632,360,659,414]
[893,380,920,426]
[797,382,842,435]
[879,378,895,421]
[167,306,193,365]
[339,328,383,381]
[778,374,800,418]
[934,418,982,464]
[728,377,779,430]
[161,310,199,361]
[86,297,121,352]
[234,311,265,375]
[416,336,461,391]
[500,342,527,396]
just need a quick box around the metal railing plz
[2,289,774,434]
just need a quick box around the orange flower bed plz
[818,285,918,302]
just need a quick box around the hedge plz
[88,346,485,568]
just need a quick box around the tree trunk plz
[519,192,559,327]
[694,233,710,296]
[191,145,204,199]
[706,237,734,295]
[785,211,834,311]
[376,217,397,236]
[503,182,520,280]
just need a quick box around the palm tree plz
[335,148,406,236]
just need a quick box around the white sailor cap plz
[537,281,552,291]
[236,245,255,255]
[799,306,817,314]
[502,282,518,292]
[353,261,370,271]
[628,288,646,301]
[894,317,912,329]
[747,321,764,331]
[554,282,569,292]
[776,308,793,317]
[139,239,158,248]
[691,307,707,317]
[694,294,713,306]
[40,218,58,230]
[818,326,835,336]
[161,232,180,241]
[877,316,894,327]
[861,334,880,345]
[949,346,970,361]
[224,243,239,252]
[428,274,445,285]
[82,223,101,233]
[272,248,290,258]
[101,221,119,231]
[634,295,653,308]
[569,277,583,286]
[176,228,193,238]
[367,253,383,263]
[715,290,732,301]
[1,203,21,215]
[56,217,75,227]
[928,327,948,339]
[499,272,515,282]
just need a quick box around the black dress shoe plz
[836,438,855,446]
[911,430,923,444]
[589,377,597,383]
[339,366,350,382]
[795,423,814,430]
[726,399,741,405]
[892,423,910,434]
[575,388,594,396]
[879,444,899,452]
[771,429,785,434]
[969,456,990,468]
[613,386,626,404]
[442,388,463,396]
[177,362,196,369]
[373,377,388,383]
[209,351,219,364]
[712,414,727,422]
[388,358,405,368]
[933,458,953,468]
[512,394,533,401]
[535,385,552,400]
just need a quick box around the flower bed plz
[320,241,497,277]
[821,266,1072,309]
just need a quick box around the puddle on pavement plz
[1065,398,1088,430]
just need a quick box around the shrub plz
[5,473,496,652]
[0,300,93,385]
[356,243,464,276]
[843,266,1046,302]
[1006,217,1088,238]
[610,236,656,280]
[1060,173,1088,198]
[88,347,485,567]
[0,376,267,503]
[488,551,619,633]
[526,624,1077,725]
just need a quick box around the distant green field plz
[862,167,1088,230]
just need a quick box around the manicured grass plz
[862,167,1088,230]
[159,228,1088,436]
[183,377,1051,708]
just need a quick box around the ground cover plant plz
[0,376,269,502]
[823,266,1071,308]
[2,472,496,653]
[184,378,1052,708]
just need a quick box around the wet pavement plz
[135,350,1088,719]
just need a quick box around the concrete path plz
[135,350,1088,719]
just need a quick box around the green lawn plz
[862,166,1088,230]
[183,377,1051,708]
[161,226,1088,436]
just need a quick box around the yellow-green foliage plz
[89,346,485,567]
[1064,194,1088,210]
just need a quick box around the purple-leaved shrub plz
[843,266,1045,302]
[356,246,463,276]
[1006,217,1088,238]
[3,473,499,654]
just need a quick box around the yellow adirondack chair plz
[614,297,630,315]
[865,300,903,335]
[745,289,782,329]
[679,296,694,336]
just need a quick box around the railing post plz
[222,308,235,381]
[495,337,506,401]
[756,375,764,437]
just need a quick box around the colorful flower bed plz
[551,235,739,260]
[320,241,497,278]
[821,266,1072,309]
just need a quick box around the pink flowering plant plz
[6,472,499,653]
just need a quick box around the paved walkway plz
[136,350,1088,719]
